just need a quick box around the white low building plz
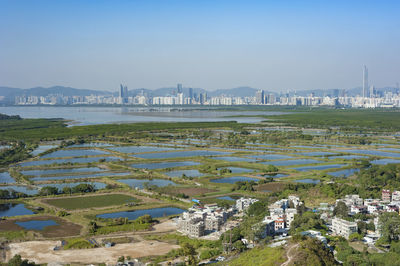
[332,217,358,239]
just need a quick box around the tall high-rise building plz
[363,65,369,98]
[188,87,193,99]
[255,90,264,104]
[177,83,182,94]
[333,89,339,98]
[199,92,207,105]
[370,85,375,98]
[119,84,128,104]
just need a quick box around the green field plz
[44,194,137,210]
[264,108,400,131]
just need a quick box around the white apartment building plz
[332,217,358,239]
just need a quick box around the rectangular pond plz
[0,203,35,217]
[20,156,121,167]
[250,154,294,160]
[41,149,110,158]
[70,143,113,148]
[15,220,58,230]
[21,167,104,177]
[96,207,185,220]
[0,185,38,195]
[291,164,345,172]
[164,169,204,178]
[341,149,400,158]
[131,161,200,169]
[329,155,368,160]
[370,159,400,165]
[117,178,176,189]
[210,176,259,184]
[300,152,338,157]
[134,150,231,159]
[212,156,257,163]
[261,159,321,166]
[260,173,289,178]
[38,181,107,190]
[31,145,58,156]
[31,172,131,181]
[327,168,359,178]
[0,172,15,184]
[109,146,178,153]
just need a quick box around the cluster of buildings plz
[177,198,258,238]
[14,91,400,108]
[261,195,303,237]
[326,189,400,241]
[14,67,400,108]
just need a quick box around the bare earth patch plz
[7,240,179,264]
[256,182,286,192]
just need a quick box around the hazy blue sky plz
[1,0,399,91]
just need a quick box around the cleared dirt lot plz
[7,240,179,264]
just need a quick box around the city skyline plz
[1,0,400,91]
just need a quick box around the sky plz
[1,0,399,92]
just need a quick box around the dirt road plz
[281,243,299,266]
[7,240,179,264]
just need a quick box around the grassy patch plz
[265,109,400,132]
[0,230,27,240]
[227,246,286,266]
[44,194,137,210]
[63,238,94,249]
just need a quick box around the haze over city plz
[1,0,400,91]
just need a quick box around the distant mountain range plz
[0,85,398,104]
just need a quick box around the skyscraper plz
[188,87,193,99]
[177,83,182,94]
[370,85,375,98]
[363,65,369,98]
[255,90,264,104]
[119,84,128,104]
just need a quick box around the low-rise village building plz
[178,198,257,238]
[382,189,391,202]
[236,197,259,212]
[263,195,302,236]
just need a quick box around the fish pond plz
[131,161,200,169]
[210,176,259,184]
[117,179,176,189]
[0,172,15,184]
[164,170,204,178]
[291,164,345,172]
[96,207,185,220]
[16,220,58,230]
[134,150,231,159]
[0,203,35,217]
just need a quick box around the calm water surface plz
[117,178,176,189]
[16,220,58,230]
[210,176,259,184]
[0,107,287,125]
[0,172,15,184]
[97,207,185,220]
[0,203,35,217]
[131,161,200,169]
[164,169,204,178]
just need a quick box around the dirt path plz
[281,243,299,266]
[7,240,179,265]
